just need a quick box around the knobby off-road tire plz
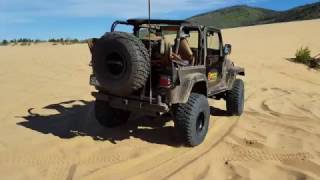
[94,100,130,128]
[92,32,150,96]
[226,79,244,116]
[175,93,210,147]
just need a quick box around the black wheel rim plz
[196,112,205,134]
[105,53,126,78]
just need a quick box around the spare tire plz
[92,32,150,96]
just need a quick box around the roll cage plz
[110,19,224,66]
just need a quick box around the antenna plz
[148,0,152,104]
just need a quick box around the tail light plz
[159,75,172,88]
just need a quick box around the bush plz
[1,40,8,46]
[71,39,79,43]
[48,39,56,43]
[295,46,312,64]
[34,39,41,44]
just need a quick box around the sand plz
[0,19,319,180]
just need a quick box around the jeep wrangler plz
[88,19,245,147]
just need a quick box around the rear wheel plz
[94,100,130,128]
[175,93,210,147]
[226,79,244,116]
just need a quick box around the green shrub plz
[295,46,312,64]
[1,40,8,46]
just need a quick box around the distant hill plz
[188,2,320,28]
[260,2,320,24]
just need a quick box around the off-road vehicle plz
[88,19,245,147]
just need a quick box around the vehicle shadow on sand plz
[210,107,231,117]
[17,100,180,146]
[17,100,229,147]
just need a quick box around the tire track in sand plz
[82,116,241,179]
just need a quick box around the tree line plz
[1,38,87,46]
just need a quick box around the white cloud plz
[1,0,265,23]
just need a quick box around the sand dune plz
[0,19,319,180]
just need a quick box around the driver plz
[170,32,194,65]
[142,32,194,66]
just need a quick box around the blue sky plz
[0,0,319,40]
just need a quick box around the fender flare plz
[169,73,208,104]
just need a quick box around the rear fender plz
[169,73,208,104]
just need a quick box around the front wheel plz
[94,100,130,128]
[226,79,244,116]
[175,93,210,147]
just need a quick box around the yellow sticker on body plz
[208,72,218,81]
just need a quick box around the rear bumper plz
[91,92,170,116]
